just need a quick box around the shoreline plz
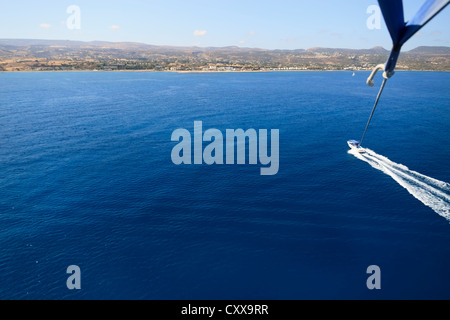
[1,69,448,73]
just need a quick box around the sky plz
[0,0,448,50]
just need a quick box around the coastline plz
[1,69,448,73]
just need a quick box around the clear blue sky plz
[0,0,448,50]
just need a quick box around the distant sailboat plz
[352,72,355,77]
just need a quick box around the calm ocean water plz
[0,71,449,300]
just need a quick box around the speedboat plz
[347,140,365,153]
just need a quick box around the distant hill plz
[305,46,389,55]
[0,39,448,72]
[407,46,450,55]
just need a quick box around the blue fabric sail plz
[378,0,449,77]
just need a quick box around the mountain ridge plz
[2,38,448,53]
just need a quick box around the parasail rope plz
[360,78,387,147]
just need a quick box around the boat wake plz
[349,148,450,221]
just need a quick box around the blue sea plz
[0,71,449,300]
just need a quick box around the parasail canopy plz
[378,0,449,78]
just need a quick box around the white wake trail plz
[349,148,450,221]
